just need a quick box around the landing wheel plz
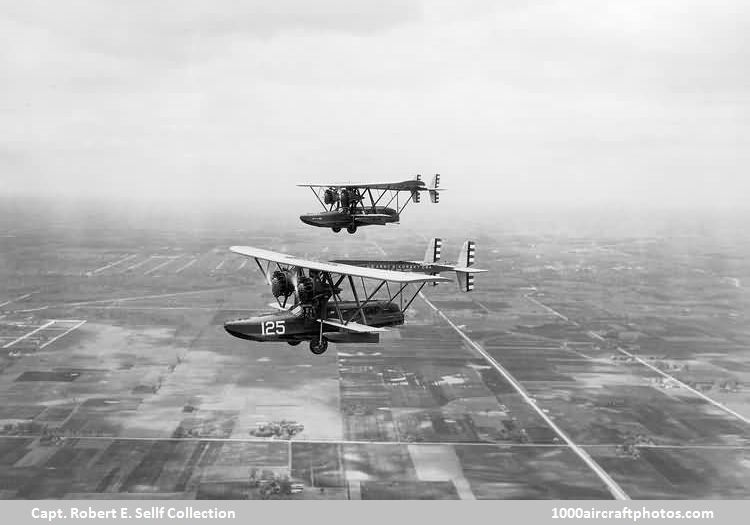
[309,338,328,355]
[332,227,341,233]
[346,224,357,234]
[287,341,301,346]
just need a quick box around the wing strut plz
[333,274,346,301]
[356,189,368,214]
[403,283,426,311]
[318,309,324,343]
[323,272,344,323]
[372,189,388,208]
[309,186,327,210]
[347,275,366,325]
[254,258,270,285]
[397,192,413,215]
[346,280,386,324]
[388,283,409,303]
[383,191,398,209]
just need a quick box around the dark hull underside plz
[224,301,403,344]
[299,207,399,228]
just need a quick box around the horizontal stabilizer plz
[452,266,487,273]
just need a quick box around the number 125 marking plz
[261,320,286,335]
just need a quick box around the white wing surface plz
[230,246,451,284]
[297,180,424,191]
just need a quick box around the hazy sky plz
[1,0,748,212]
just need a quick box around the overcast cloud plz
[1,0,748,213]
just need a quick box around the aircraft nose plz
[299,214,314,225]
[223,319,240,337]
[224,318,251,337]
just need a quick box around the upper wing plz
[230,246,451,284]
[297,179,425,191]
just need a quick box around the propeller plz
[290,268,301,309]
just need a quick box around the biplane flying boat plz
[224,246,454,355]
[331,238,487,292]
[297,174,443,234]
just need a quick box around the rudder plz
[429,173,441,203]
[423,238,442,264]
[455,240,481,292]
[457,240,476,268]
[456,271,475,292]
[412,173,422,203]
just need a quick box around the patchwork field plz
[0,207,748,499]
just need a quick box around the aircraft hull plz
[299,207,399,228]
[224,301,403,344]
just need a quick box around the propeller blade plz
[292,268,300,304]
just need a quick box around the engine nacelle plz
[296,274,338,304]
[296,276,316,304]
[271,270,295,298]
[324,188,339,205]
[340,188,351,209]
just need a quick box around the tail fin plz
[429,173,441,203]
[456,271,475,292]
[423,238,442,264]
[457,240,476,268]
[455,241,484,292]
[412,174,422,203]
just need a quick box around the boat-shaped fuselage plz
[224,300,403,344]
[299,206,399,229]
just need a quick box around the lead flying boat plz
[224,246,455,355]
[297,174,443,234]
